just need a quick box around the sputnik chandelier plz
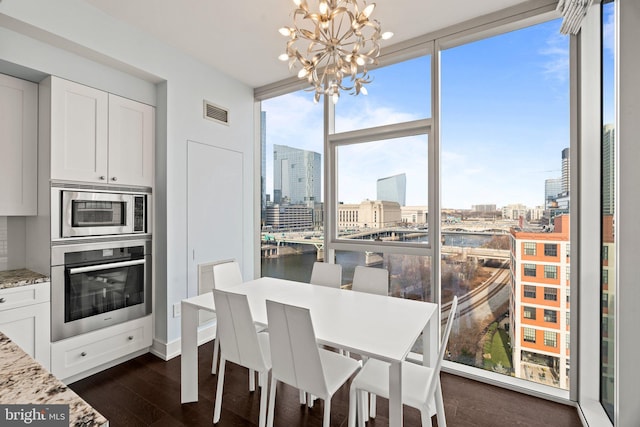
[278,0,393,104]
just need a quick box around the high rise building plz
[561,148,570,195]
[260,111,267,221]
[273,144,321,205]
[602,124,615,215]
[510,215,570,389]
[545,178,562,209]
[376,173,406,206]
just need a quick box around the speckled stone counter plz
[0,269,50,290]
[0,332,108,426]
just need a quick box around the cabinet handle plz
[127,336,134,341]
[111,177,118,182]
[0,298,5,303]
[99,176,106,180]
[80,351,87,357]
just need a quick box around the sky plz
[262,13,614,210]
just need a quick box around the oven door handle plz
[68,259,146,275]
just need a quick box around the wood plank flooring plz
[69,343,583,427]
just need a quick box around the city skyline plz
[261,16,614,210]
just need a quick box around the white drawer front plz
[51,316,151,380]
[0,282,49,311]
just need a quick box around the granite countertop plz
[0,332,108,426]
[0,269,50,290]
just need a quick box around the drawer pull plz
[0,298,5,303]
[127,336,134,341]
[80,351,87,357]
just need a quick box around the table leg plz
[388,361,403,427]
[422,312,438,367]
[181,302,199,403]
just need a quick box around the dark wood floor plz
[69,343,583,427]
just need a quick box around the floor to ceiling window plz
[440,18,570,390]
[257,4,573,398]
[259,90,324,282]
[600,0,615,420]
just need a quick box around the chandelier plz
[278,0,393,104]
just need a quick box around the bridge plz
[261,227,510,262]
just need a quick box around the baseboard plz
[150,323,216,361]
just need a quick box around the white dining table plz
[180,276,439,427]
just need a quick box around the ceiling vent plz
[203,100,229,125]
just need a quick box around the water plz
[260,232,494,282]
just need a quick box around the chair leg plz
[267,379,278,427]
[213,358,226,424]
[299,389,306,405]
[323,397,331,427]
[249,369,256,392]
[435,381,447,427]
[212,336,219,375]
[308,393,315,408]
[348,384,357,427]
[420,409,431,427]
[258,372,268,427]
[369,393,376,418]
[357,390,367,427]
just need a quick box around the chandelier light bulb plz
[279,0,392,104]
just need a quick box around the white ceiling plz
[82,0,531,88]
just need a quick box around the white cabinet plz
[0,73,38,215]
[51,315,152,382]
[108,94,155,187]
[0,282,50,369]
[48,77,154,187]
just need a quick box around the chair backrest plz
[198,259,236,294]
[212,289,270,372]
[212,260,243,289]
[266,299,328,398]
[309,262,342,288]
[197,259,234,324]
[352,265,389,296]
[426,296,458,400]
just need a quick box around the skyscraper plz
[377,173,406,206]
[545,178,562,209]
[561,148,570,195]
[602,124,615,215]
[273,144,321,205]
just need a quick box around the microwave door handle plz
[68,259,146,275]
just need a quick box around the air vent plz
[203,100,229,125]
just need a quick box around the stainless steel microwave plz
[52,187,149,239]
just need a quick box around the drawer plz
[0,282,50,311]
[51,315,151,380]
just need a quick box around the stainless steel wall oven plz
[51,238,152,341]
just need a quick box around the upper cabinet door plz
[0,74,37,215]
[108,94,154,188]
[50,77,109,183]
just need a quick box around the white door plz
[187,141,244,297]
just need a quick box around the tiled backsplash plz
[0,217,26,271]
[0,217,8,271]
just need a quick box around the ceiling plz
[82,0,532,89]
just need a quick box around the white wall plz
[0,0,255,351]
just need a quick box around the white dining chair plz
[351,265,388,296]
[309,261,343,288]
[212,289,272,427]
[348,296,459,427]
[350,265,389,416]
[266,299,362,427]
[197,259,237,375]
